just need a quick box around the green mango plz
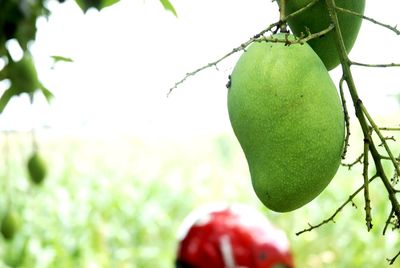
[227,35,344,212]
[278,0,365,70]
[1,210,20,240]
[27,152,47,185]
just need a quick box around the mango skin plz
[27,152,47,185]
[227,36,344,212]
[1,210,20,240]
[280,0,365,70]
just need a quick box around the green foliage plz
[0,0,176,114]
[159,0,178,17]
[0,0,49,52]
[0,0,52,113]
[228,34,344,212]
[50,55,74,64]
[0,53,53,113]
[74,0,120,12]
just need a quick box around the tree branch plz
[296,176,377,235]
[339,76,350,159]
[325,0,400,224]
[379,127,400,131]
[388,250,400,265]
[342,153,363,169]
[383,209,395,235]
[335,6,400,35]
[351,62,400,68]
[363,139,373,231]
[359,103,400,177]
[168,0,321,96]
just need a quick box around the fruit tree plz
[170,0,400,264]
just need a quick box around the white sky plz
[0,0,399,137]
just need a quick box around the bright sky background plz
[0,0,399,138]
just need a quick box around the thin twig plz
[351,61,400,68]
[339,76,350,159]
[388,250,400,265]
[380,155,400,162]
[168,0,321,95]
[363,139,373,231]
[383,209,394,235]
[359,102,400,177]
[280,0,320,23]
[379,127,400,131]
[257,24,334,45]
[296,176,378,236]
[341,153,363,169]
[335,6,400,35]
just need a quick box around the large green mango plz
[227,35,345,212]
[279,0,365,70]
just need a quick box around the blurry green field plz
[0,126,399,267]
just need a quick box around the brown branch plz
[335,6,400,35]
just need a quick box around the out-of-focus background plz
[0,0,399,267]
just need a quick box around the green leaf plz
[39,85,54,103]
[0,87,17,114]
[51,55,74,63]
[74,0,120,12]
[101,0,120,9]
[159,0,177,17]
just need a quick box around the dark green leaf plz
[75,0,120,12]
[75,0,101,12]
[159,0,177,17]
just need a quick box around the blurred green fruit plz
[227,34,345,212]
[27,152,47,185]
[278,0,365,70]
[1,210,20,240]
